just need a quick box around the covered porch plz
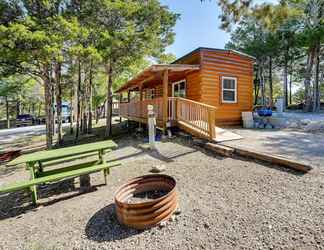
[116,64,234,141]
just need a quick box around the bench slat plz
[41,152,98,167]
[0,161,120,194]
[37,160,99,178]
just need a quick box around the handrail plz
[171,97,217,110]
[119,96,216,140]
[170,97,216,139]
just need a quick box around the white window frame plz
[172,79,186,97]
[221,76,237,104]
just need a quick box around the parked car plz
[16,114,34,127]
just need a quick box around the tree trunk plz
[254,70,260,105]
[283,53,288,110]
[304,46,316,112]
[88,62,93,133]
[313,41,320,112]
[55,62,63,145]
[289,73,292,105]
[75,59,82,141]
[43,66,53,149]
[269,56,273,107]
[258,62,265,106]
[5,96,10,129]
[105,60,113,137]
[38,103,41,117]
[70,88,74,134]
[16,101,20,117]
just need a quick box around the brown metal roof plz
[115,64,200,93]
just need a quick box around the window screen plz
[222,77,237,103]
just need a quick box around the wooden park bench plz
[0,140,120,205]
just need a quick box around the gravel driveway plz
[0,135,323,250]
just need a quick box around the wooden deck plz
[119,97,243,142]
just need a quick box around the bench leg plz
[103,169,107,185]
[30,185,38,205]
[28,162,38,205]
[103,168,110,185]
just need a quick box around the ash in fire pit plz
[127,190,168,204]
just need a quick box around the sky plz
[160,0,277,58]
[160,0,229,58]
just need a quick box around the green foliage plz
[223,0,323,108]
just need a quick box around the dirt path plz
[0,135,323,250]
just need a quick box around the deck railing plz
[174,97,216,139]
[119,96,216,139]
[119,97,163,122]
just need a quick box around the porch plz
[116,64,241,142]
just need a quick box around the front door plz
[172,80,186,98]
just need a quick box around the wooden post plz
[208,108,216,140]
[162,70,169,131]
[119,93,122,123]
[139,85,143,126]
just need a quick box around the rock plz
[150,164,166,173]
[304,121,324,132]
[287,122,299,128]
[203,223,210,229]
[301,119,311,126]
[169,215,176,222]
[174,207,182,215]
[159,221,167,228]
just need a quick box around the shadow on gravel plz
[85,203,143,242]
[0,179,103,220]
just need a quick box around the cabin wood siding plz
[199,50,254,125]
[173,51,202,102]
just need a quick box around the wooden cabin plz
[116,47,254,141]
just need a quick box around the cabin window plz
[145,88,155,100]
[172,80,186,98]
[221,77,237,103]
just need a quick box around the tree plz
[215,0,323,111]
[83,0,178,137]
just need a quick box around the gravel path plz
[0,135,323,250]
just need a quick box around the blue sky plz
[160,0,277,58]
[160,0,228,57]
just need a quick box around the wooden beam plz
[139,84,143,121]
[162,69,169,131]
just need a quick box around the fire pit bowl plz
[114,174,177,229]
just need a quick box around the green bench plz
[0,161,120,194]
[1,140,119,205]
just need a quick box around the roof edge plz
[172,47,256,64]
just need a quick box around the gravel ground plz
[0,134,323,250]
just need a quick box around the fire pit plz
[114,174,177,229]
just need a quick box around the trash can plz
[242,112,254,128]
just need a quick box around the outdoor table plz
[7,140,118,204]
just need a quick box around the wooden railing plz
[119,97,163,121]
[119,96,216,140]
[112,102,119,115]
[172,97,216,139]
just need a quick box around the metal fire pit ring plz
[114,174,177,229]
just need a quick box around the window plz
[222,77,237,103]
[145,88,155,100]
[172,80,186,97]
